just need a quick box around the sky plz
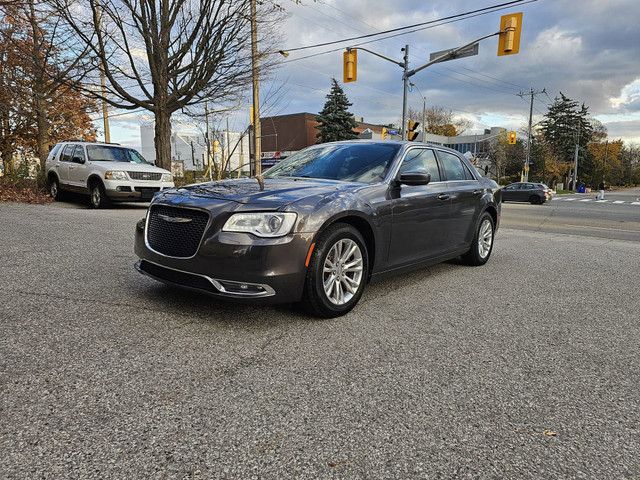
[107,0,640,149]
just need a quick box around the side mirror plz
[399,171,431,186]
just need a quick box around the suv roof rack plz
[63,139,122,146]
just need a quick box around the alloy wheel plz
[322,238,363,305]
[477,218,493,259]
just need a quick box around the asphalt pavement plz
[1,201,639,479]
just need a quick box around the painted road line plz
[595,200,609,203]
[632,202,640,205]
[580,199,593,202]
[613,201,625,204]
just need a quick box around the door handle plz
[437,193,450,201]
[473,189,483,195]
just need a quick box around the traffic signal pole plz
[401,46,409,140]
[347,25,513,140]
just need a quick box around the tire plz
[89,181,110,209]
[49,176,65,201]
[530,195,541,205]
[461,212,495,266]
[301,223,369,318]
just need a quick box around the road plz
[1,199,639,479]
[501,186,640,242]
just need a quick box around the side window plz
[398,149,441,182]
[47,144,62,162]
[522,183,534,190]
[72,145,86,163]
[60,144,75,162]
[504,184,519,190]
[438,151,467,181]
[461,161,477,180]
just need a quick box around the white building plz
[140,125,250,175]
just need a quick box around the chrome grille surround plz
[145,204,210,258]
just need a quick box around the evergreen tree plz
[541,92,594,185]
[315,78,358,143]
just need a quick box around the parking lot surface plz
[1,202,639,478]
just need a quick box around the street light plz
[409,82,426,142]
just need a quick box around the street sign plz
[429,43,479,63]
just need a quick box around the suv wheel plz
[89,181,110,209]
[49,177,65,201]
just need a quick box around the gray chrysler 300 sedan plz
[134,140,501,317]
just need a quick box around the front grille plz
[139,260,217,293]
[128,171,162,181]
[146,205,209,257]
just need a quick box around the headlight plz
[105,171,127,180]
[222,212,297,238]
[161,173,172,182]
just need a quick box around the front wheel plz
[461,212,495,266]
[89,181,110,209]
[301,223,368,318]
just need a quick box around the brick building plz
[259,112,385,153]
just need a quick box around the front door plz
[388,148,451,267]
[68,145,89,190]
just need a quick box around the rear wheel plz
[89,181,110,209]
[461,212,495,266]
[530,195,541,205]
[301,223,368,318]
[49,176,65,201]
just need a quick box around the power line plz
[283,0,535,52]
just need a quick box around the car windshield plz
[265,143,401,183]
[86,146,149,164]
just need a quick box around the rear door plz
[55,144,75,184]
[388,147,451,267]
[437,150,484,250]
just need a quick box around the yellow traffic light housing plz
[343,50,357,83]
[382,127,388,140]
[498,12,522,56]
[407,121,420,141]
[508,131,517,144]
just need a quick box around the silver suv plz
[45,141,174,208]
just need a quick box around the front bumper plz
[105,180,174,201]
[134,217,314,305]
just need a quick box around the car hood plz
[91,161,170,174]
[165,177,353,206]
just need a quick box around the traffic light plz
[382,127,387,140]
[214,140,220,152]
[508,131,517,144]
[407,121,420,141]
[343,49,357,83]
[497,12,523,56]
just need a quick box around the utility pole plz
[410,82,427,142]
[95,1,110,142]
[250,0,261,176]
[603,140,608,179]
[517,88,545,182]
[205,101,212,180]
[572,122,580,191]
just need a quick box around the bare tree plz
[406,106,471,136]
[51,0,282,170]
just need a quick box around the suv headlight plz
[222,212,297,238]
[105,171,127,180]
[161,173,172,182]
